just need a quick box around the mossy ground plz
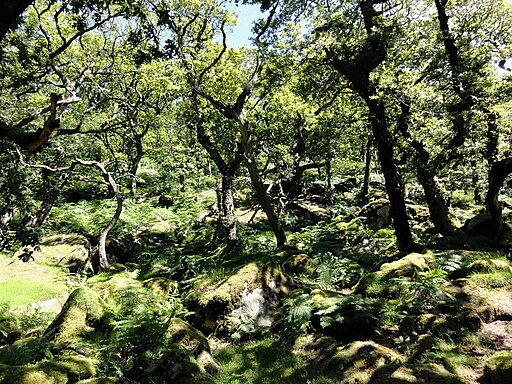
[0,251,69,307]
[3,197,512,384]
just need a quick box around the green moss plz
[165,318,219,374]
[189,263,289,306]
[75,378,117,384]
[380,253,433,278]
[44,287,104,344]
[369,363,466,384]
[466,258,512,273]
[0,337,46,365]
[0,363,67,384]
[143,277,177,297]
[39,355,97,382]
[482,351,512,384]
[470,270,512,288]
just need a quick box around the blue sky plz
[222,2,265,47]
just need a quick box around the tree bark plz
[221,174,238,243]
[485,158,512,237]
[416,165,456,236]
[361,138,372,206]
[366,97,416,251]
[239,115,287,247]
[396,101,457,236]
[322,0,416,252]
[194,104,243,244]
[75,159,123,272]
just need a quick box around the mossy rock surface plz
[0,354,97,383]
[143,276,178,297]
[481,351,512,384]
[165,318,219,374]
[466,259,512,274]
[38,354,97,382]
[295,335,403,383]
[369,363,466,384]
[88,270,143,292]
[355,253,433,296]
[43,286,104,344]
[461,282,512,323]
[75,378,117,384]
[0,337,47,365]
[282,253,313,276]
[35,234,92,273]
[187,263,291,334]
[0,364,67,384]
[379,253,433,278]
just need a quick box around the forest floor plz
[1,194,512,383]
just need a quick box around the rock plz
[379,253,433,278]
[287,201,331,222]
[463,213,510,238]
[359,199,433,230]
[186,263,291,334]
[282,252,313,276]
[43,287,104,344]
[38,354,97,382]
[295,335,403,384]
[165,318,219,375]
[30,234,92,273]
[142,277,178,297]
[369,363,466,383]
[466,259,512,274]
[157,194,174,207]
[0,354,97,384]
[359,199,391,229]
[482,351,512,384]
[461,281,512,323]
[355,253,433,296]
[75,378,117,384]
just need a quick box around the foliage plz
[102,287,190,377]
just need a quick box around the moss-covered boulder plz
[43,287,104,344]
[0,354,97,384]
[380,253,433,278]
[461,280,512,323]
[482,351,512,384]
[37,234,92,273]
[165,318,219,374]
[295,335,403,383]
[465,259,512,274]
[143,276,178,297]
[75,378,117,384]
[186,263,291,334]
[369,363,466,384]
[355,253,433,296]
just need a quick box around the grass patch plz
[212,337,339,384]
[470,270,512,288]
[0,258,69,307]
[0,279,66,307]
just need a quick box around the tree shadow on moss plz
[213,336,339,384]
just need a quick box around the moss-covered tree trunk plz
[365,97,416,252]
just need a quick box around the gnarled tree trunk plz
[485,158,512,238]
